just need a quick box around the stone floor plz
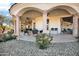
[20,33,78,43]
[0,40,79,56]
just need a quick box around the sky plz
[0,0,14,16]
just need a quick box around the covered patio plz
[9,3,79,42]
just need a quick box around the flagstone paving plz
[20,33,78,43]
[0,40,79,56]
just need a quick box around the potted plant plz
[36,33,53,49]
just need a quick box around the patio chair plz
[32,29,38,34]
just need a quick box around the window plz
[47,19,49,30]
[47,25,49,30]
[33,23,36,29]
[47,19,49,24]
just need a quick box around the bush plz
[0,31,17,42]
[36,33,53,49]
[0,38,4,42]
[2,33,17,42]
[0,33,4,42]
[7,30,14,34]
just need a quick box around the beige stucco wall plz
[20,8,72,34]
[48,9,71,33]
[35,17,43,30]
[20,10,43,30]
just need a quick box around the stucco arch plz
[47,5,79,37]
[9,3,79,16]
[17,7,43,16]
[47,5,78,15]
[9,3,44,16]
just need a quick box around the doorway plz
[61,16,73,34]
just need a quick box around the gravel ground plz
[0,40,79,56]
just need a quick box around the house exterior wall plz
[48,9,71,33]
[9,3,79,38]
[10,3,79,16]
[19,9,72,34]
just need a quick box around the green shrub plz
[1,33,17,42]
[0,34,3,42]
[36,33,53,49]
[0,38,4,42]
[7,30,14,34]
[11,35,17,39]
[0,28,16,42]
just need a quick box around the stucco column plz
[73,14,79,37]
[43,11,47,33]
[19,19,21,34]
[12,15,16,34]
[15,15,20,40]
